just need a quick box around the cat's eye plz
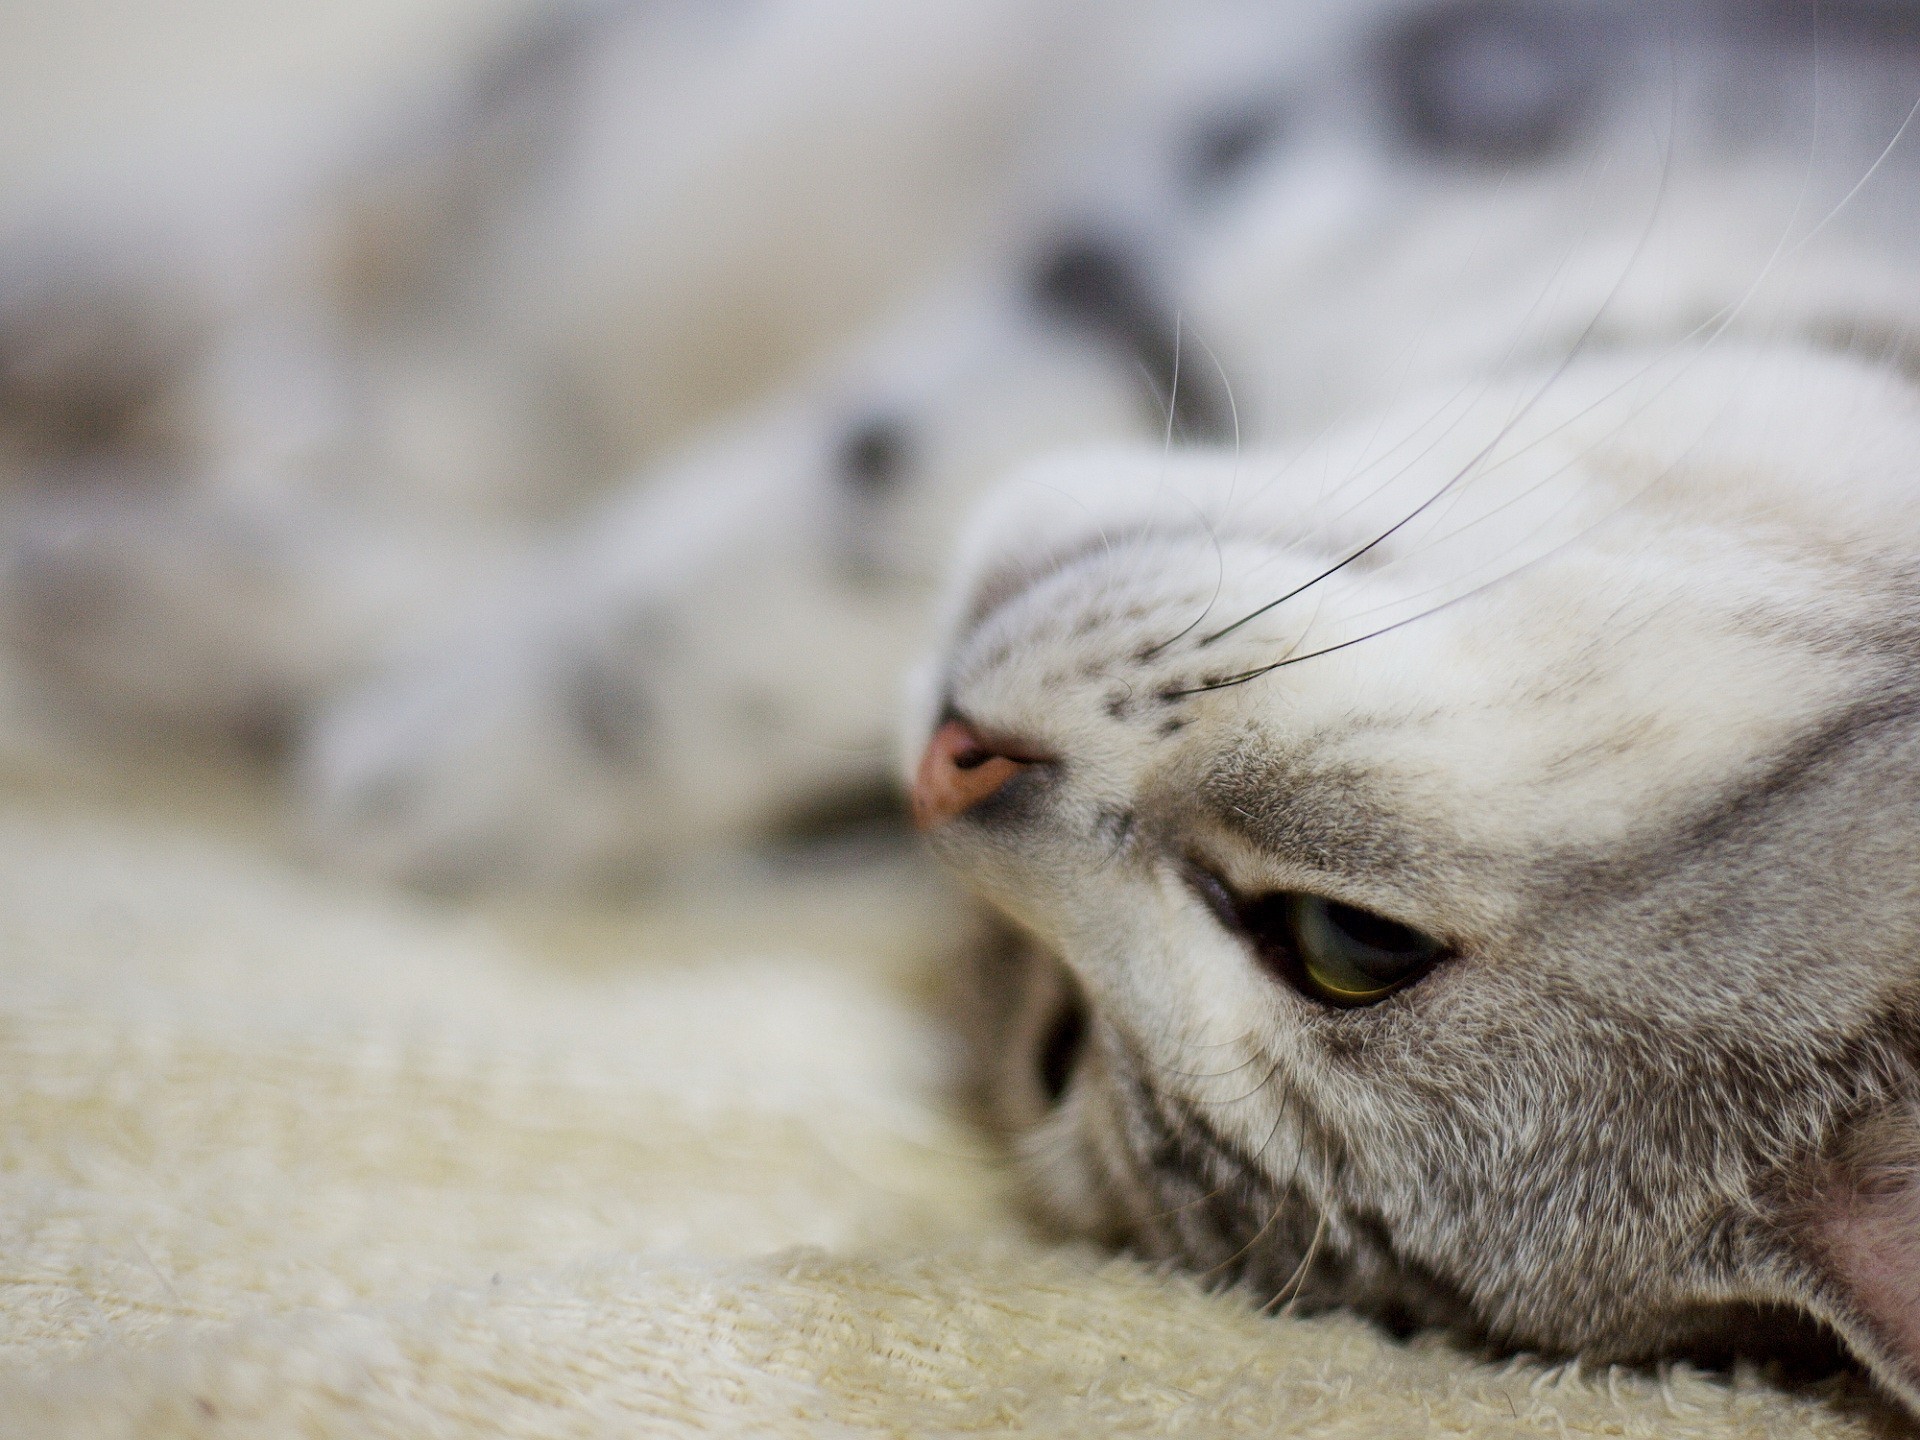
[1287,894,1444,1005]
[1188,864,1447,1008]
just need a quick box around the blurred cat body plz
[306,2,1920,885]
[0,0,1315,739]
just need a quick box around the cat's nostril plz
[911,717,1041,829]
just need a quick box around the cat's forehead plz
[936,347,1920,863]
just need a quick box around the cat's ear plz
[1781,1100,1920,1414]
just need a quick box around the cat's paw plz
[297,559,905,891]
[297,602,676,890]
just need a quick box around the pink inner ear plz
[1818,1161,1920,1388]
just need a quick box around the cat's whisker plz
[1138,1045,1264,1085]
[1178,1055,1284,1109]
[1267,1203,1329,1318]
[1163,311,1183,455]
[1191,164,1675,657]
[1189,29,1850,658]
[1137,324,1242,658]
[1180,1078,1297,1266]
[1296,140,1626,539]
[1191,35,1909,674]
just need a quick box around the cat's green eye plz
[1287,894,1444,1006]
[1187,863,1447,1008]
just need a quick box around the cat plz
[899,2,1920,1418]
[298,0,1920,890]
[10,0,1920,1410]
[913,337,1920,1418]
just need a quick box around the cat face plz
[912,344,1920,1411]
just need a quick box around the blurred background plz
[0,0,515,212]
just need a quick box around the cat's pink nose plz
[912,718,1037,829]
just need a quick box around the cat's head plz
[910,342,1920,1413]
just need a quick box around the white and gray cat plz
[907,1,1920,1418]
[915,339,1920,1414]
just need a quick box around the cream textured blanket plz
[0,719,1888,1439]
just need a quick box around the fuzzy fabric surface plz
[0,709,1896,1439]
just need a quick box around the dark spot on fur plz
[1037,983,1090,1105]
[837,414,911,497]
[1097,807,1137,850]
[0,262,204,461]
[1160,717,1189,736]
[1106,692,1132,720]
[231,702,296,764]
[1380,0,1605,162]
[1029,233,1152,335]
[1028,231,1233,443]
[1184,100,1289,195]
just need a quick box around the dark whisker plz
[1195,173,1680,653]
[1164,423,1708,700]
[1138,326,1241,661]
[1190,24,1689,656]
[1165,565,1527,698]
